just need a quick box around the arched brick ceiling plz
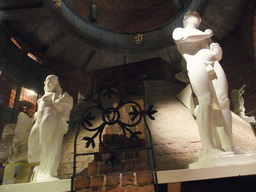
[0,0,250,72]
[64,0,191,33]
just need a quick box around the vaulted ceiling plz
[0,0,250,73]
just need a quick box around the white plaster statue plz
[28,75,73,182]
[0,124,15,164]
[8,111,34,164]
[173,11,234,160]
[231,84,246,118]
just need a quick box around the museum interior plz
[0,0,256,191]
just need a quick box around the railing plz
[69,87,159,191]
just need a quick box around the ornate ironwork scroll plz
[70,87,158,191]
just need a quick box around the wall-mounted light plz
[53,0,61,8]
[134,34,143,45]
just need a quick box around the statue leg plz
[188,62,227,159]
[28,123,40,163]
[38,112,63,180]
[212,62,233,152]
[189,69,217,156]
[196,92,216,155]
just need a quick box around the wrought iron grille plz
[70,87,158,191]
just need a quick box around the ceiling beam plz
[0,7,52,20]
[46,35,75,57]
[82,49,96,71]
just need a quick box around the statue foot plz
[232,148,253,155]
[199,148,234,161]
[31,170,60,183]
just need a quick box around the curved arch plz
[61,0,204,54]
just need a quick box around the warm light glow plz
[10,37,22,50]
[19,87,38,108]
[8,89,16,108]
[27,52,38,62]
[27,89,37,96]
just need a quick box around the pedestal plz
[189,153,256,169]
[2,162,38,185]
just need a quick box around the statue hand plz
[210,43,223,61]
[204,29,213,36]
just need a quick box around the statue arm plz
[52,92,73,134]
[210,42,223,61]
[173,28,213,43]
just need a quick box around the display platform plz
[0,163,256,191]
[0,179,71,192]
[157,162,256,184]
[189,153,256,169]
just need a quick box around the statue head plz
[183,10,202,28]
[44,75,62,94]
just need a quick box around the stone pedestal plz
[189,153,256,169]
[2,162,38,185]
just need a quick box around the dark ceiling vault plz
[63,0,191,33]
[0,0,250,73]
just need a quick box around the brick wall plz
[58,66,157,192]
[76,170,154,192]
[56,4,256,188]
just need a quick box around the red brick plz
[168,183,181,192]
[88,162,99,175]
[76,189,92,192]
[127,185,155,192]
[76,176,91,190]
[105,125,112,135]
[137,161,147,171]
[91,175,104,188]
[103,186,126,192]
[106,173,120,186]
[136,170,153,185]
[99,162,110,174]
[112,163,122,173]
[137,151,147,162]
[122,172,135,186]
[123,159,135,172]
[77,189,101,192]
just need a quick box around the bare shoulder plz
[172,27,184,40]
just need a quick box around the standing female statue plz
[28,75,73,182]
[172,11,234,160]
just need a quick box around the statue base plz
[189,153,256,169]
[30,166,60,183]
[2,162,38,185]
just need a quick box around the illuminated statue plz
[28,75,73,182]
[231,84,246,118]
[8,104,34,164]
[0,124,15,164]
[173,11,233,160]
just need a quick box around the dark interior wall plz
[0,26,54,134]
[0,26,16,134]
[0,24,94,134]
[219,2,256,118]
[180,175,256,192]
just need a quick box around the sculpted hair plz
[183,10,202,26]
